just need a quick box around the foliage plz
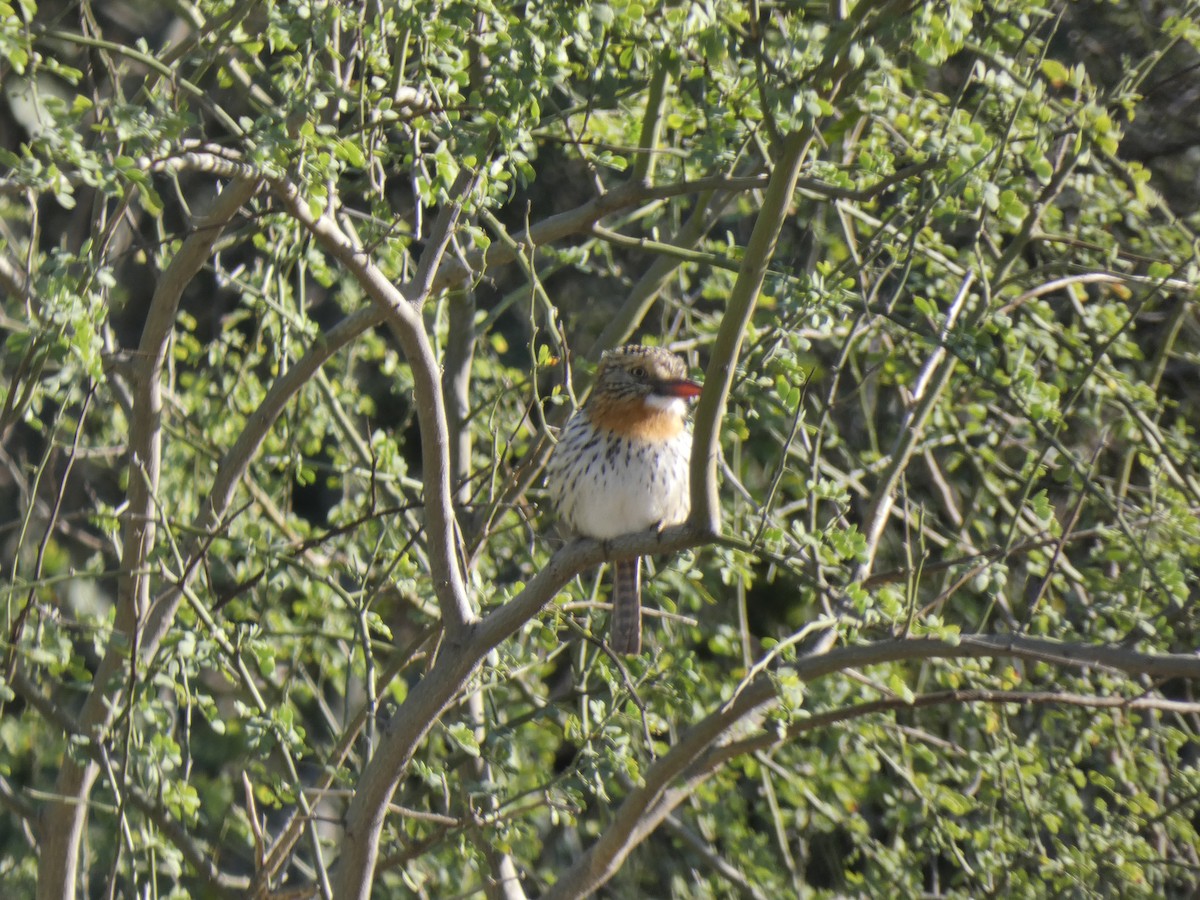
[1,0,1199,897]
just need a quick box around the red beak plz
[656,378,703,399]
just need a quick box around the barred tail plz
[611,557,642,655]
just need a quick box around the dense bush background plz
[2,0,1200,896]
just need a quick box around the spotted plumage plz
[546,344,702,654]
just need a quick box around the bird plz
[546,344,702,654]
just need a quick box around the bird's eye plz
[629,366,647,379]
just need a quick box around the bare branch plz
[146,151,771,302]
[413,166,482,301]
[267,176,473,635]
[444,289,477,507]
[429,174,771,293]
[95,150,772,900]
[794,157,941,202]
[332,638,481,898]
[631,51,670,185]
[856,271,975,579]
[691,132,810,532]
[721,688,1200,764]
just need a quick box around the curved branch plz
[148,151,771,300]
[115,150,773,898]
[267,176,473,635]
[690,132,809,532]
[139,305,383,665]
[716,687,1200,768]
[429,174,770,294]
[544,634,1200,898]
[330,521,715,899]
[36,177,260,900]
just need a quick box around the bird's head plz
[587,344,702,438]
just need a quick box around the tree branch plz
[690,132,809,532]
[147,151,771,302]
[330,520,715,899]
[113,150,772,900]
[267,176,474,636]
[413,167,481,301]
[13,671,251,895]
[715,687,1200,767]
[631,51,670,185]
[545,634,1200,898]
[856,270,975,579]
[444,289,477,506]
[429,174,770,293]
[588,188,729,355]
[36,177,259,900]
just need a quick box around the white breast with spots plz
[546,415,692,539]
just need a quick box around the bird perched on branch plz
[546,344,702,654]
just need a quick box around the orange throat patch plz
[587,399,686,441]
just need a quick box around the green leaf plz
[447,723,481,758]
[1040,58,1069,87]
